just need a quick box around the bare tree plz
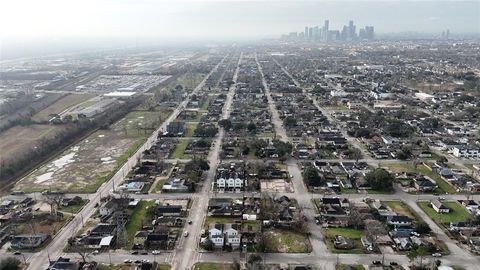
[365,219,387,247]
[73,245,91,263]
[352,148,362,163]
[348,205,364,229]
[45,193,64,219]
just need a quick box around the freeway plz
[25,53,230,270]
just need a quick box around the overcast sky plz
[1,0,479,41]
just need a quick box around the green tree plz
[0,258,21,270]
[407,246,430,268]
[200,239,214,251]
[283,116,297,127]
[303,165,324,187]
[365,168,394,191]
[218,119,232,130]
[415,221,432,235]
[247,122,257,133]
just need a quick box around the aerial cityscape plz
[0,1,479,270]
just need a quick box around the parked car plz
[184,231,189,237]
[131,251,139,255]
[152,250,160,255]
[432,253,442,257]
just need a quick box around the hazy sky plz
[1,0,479,40]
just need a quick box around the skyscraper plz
[323,20,329,41]
[348,20,356,40]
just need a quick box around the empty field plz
[264,229,311,253]
[32,93,96,121]
[14,110,168,193]
[0,124,67,165]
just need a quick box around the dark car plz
[372,261,382,265]
[131,251,139,255]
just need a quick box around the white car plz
[124,259,132,264]
[432,253,442,257]
[152,250,160,255]
[184,231,189,237]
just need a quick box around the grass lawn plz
[264,229,311,253]
[340,188,358,194]
[193,263,234,270]
[383,200,420,220]
[203,216,237,229]
[126,200,155,247]
[382,163,456,194]
[59,200,88,214]
[97,265,116,270]
[152,177,167,193]
[367,189,394,194]
[185,122,199,137]
[97,265,170,270]
[418,201,470,225]
[324,228,366,254]
[200,96,212,111]
[381,162,416,173]
[336,265,365,270]
[417,165,457,194]
[170,139,190,159]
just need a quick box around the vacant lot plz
[383,200,420,220]
[0,124,67,165]
[264,229,311,253]
[15,110,168,193]
[126,200,155,248]
[418,201,470,225]
[32,93,96,121]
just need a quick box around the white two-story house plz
[224,223,241,249]
[216,177,244,192]
[209,223,224,248]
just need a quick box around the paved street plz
[24,53,230,270]
[172,52,243,270]
[2,51,475,270]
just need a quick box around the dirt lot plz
[14,109,168,193]
[0,124,67,165]
[32,93,96,122]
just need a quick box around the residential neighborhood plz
[1,8,480,270]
